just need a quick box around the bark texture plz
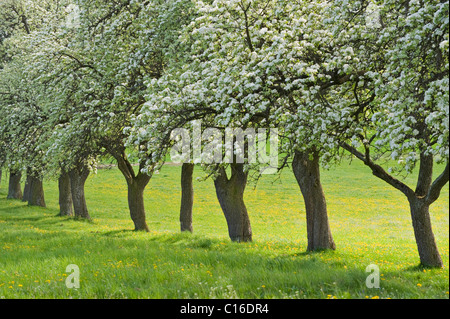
[408,198,442,267]
[292,150,336,251]
[180,163,194,232]
[405,153,444,267]
[22,175,32,202]
[7,171,22,200]
[214,164,252,242]
[127,175,151,232]
[28,175,46,207]
[58,171,73,216]
[69,164,91,219]
[114,150,151,232]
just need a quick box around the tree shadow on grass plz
[404,263,443,272]
[295,249,334,256]
[0,215,47,223]
[0,201,29,213]
[0,196,58,214]
[102,229,136,237]
[0,209,95,229]
[0,204,49,223]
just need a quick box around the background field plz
[0,160,448,299]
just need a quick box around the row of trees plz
[0,0,448,267]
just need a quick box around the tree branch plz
[91,0,132,31]
[239,0,254,52]
[58,52,103,78]
[425,163,449,205]
[340,142,415,199]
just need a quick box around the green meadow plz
[0,160,448,299]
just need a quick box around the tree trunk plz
[28,175,46,207]
[127,176,150,232]
[113,150,151,232]
[409,198,443,267]
[69,164,90,219]
[58,171,73,216]
[214,164,252,242]
[180,163,194,232]
[7,171,22,200]
[22,175,32,203]
[292,150,336,251]
[407,153,443,267]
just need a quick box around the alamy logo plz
[365,264,380,289]
[170,120,279,174]
[65,264,80,289]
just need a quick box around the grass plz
[0,160,448,299]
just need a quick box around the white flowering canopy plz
[1,0,447,180]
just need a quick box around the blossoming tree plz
[330,0,449,267]
[130,0,342,246]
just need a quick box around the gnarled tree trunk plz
[114,150,151,232]
[180,163,194,232]
[214,164,252,242]
[292,150,335,251]
[7,170,22,200]
[58,170,73,216]
[69,164,90,219]
[127,174,151,232]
